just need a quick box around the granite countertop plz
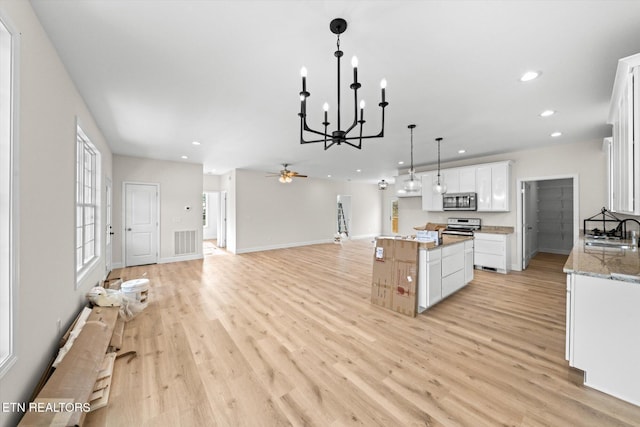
[563,237,640,283]
[476,225,514,234]
[413,223,514,234]
[417,235,473,250]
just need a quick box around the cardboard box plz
[371,238,419,317]
[371,238,395,308]
[392,260,418,317]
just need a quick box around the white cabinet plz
[395,173,422,198]
[442,169,459,194]
[417,240,471,313]
[476,161,511,212]
[464,240,474,284]
[607,53,640,215]
[474,232,510,274]
[421,173,443,211]
[425,248,442,308]
[421,161,510,212]
[459,167,476,192]
[442,167,476,194]
[441,242,466,298]
[566,273,640,406]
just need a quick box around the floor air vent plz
[174,230,197,255]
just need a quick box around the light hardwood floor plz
[85,241,640,426]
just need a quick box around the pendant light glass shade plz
[433,137,446,194]
[403,124,421,193]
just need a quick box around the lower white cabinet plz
[566,273,640,406]
[464,240,474,283]
[418,240,471,313]
[474,232,510,274]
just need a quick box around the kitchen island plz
[371,235,473,317]
[563,237,640,406]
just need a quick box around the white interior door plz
[105,178,113,275]
[125,183,159,266]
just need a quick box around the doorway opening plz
[517,175,578,270]
[203,191,227,254]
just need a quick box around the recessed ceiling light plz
[540,110,555,117]
[192,141,201,145]
[181,155,188,159]
[551,131,562,138]
[327,174,332,178]
[398,161,405,165]
[458,149,466,154]
[520,71,541,82]
[356,169,362,173]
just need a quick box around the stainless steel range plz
[442,218,481,236]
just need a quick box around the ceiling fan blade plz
[293,174,308,178]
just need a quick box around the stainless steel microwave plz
[442,192,477,211]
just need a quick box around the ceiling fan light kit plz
[403,124,422,193]
[298,18,388,150]
[267,163,307,184]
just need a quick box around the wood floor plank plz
[84,241,640,426]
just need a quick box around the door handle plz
[127,228,132,231]
[110,232,115,235]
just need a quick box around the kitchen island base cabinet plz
[566,273,640,406]
[418,240,472,313]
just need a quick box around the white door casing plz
[124,182,159,266]
[105,178,113,275]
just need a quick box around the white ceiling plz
[30,0,640,183]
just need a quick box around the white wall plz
[0,2,112,426]
[233,169,382,253]
[203,173,221,192]
[112,155,204,265]
[383,139,606,267]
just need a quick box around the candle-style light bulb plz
[359,100,365,121]
[352,56,358,84]
[323,102,329,111]
[301,67,308,92]
[380,78,387,103]
[359,100,365,109]
[323,102,329,124]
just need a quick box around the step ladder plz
[337,202,349,237]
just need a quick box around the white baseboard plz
[235,239,334,254]
[159,253,204,264]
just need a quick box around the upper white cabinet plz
[421,162,511,212]
[476,161,511,212]
[421,172,443,211]
[607,53,640,215]
[442,166,476,194]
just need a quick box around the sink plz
[584,240,635,250]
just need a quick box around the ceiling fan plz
[266,163,307,183]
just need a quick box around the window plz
[0,14,17,377]
[76,125,100,280]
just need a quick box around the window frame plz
[75,124,101,285]
[0,12,19,379]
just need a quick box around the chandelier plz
[298,18,389,150]
[403,124,421,193]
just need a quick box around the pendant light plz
[433,137,447,194]
[403,124,421,193]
